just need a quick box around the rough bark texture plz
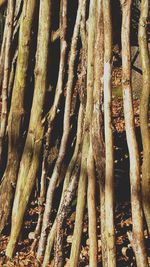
[138,0,150,234]
[0,10,7,91]
[31,0,68,254]
[42,64,85,267]
[87,141,97,267]
[54,156,81,267]
[36,1,83,261]
[0,0,37,234]
[0,0,15,165]
[6,0,52,258]
[92,1,106,266]
[121,1,148,266]
[103,0,116,266]
[69,1,96,266]
[0,1,149,266]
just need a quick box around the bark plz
[8,49,18,104]
[0,1,148,266]
[54,156,81,267]
[45,0,67,154]
[36,0,82,261]
[138,0,150,234]
[69,1,96,266]
[121,0,148,266]
[42,76,85,267]
[6,0,52,258]
[0,9,7,93]
[103,0,116,266]
[30,157,47,253]
[87,140,97,267]
[0,0,15,164]
[0,0,37,234]
[31,0,68,253]
[92,1,106,266]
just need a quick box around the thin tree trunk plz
[0,0,15,164]
[87,140,97,267]
[138,0,150,234]
[8,49,18,105]
[6,0,52,258]
[42,78,84,267]
[0,0,37,234]
[69,1,96,266]
[121,1,148,266]
[30,156,47,253]
[0,9,7,93]
[30,0,68,253]
[103,0,116,266]
[36,1,83,261]
[45,0,67,155]
[54,156,81,267]
[92,1,106,266]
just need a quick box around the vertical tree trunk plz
[103,0,116,266]
[54,154,81,267]
[0,0,15,163]
[92,0,106,266]
[0,0,37,234]
[121,1,148,266]
[45,0,67,157]
[30,0,68,254]
[0,10,7,91]
[43,104,84,267]
[6,0,52,258]
[87,140,97,267]
[36,1,83,261]
[138,0,150,234]
[69,1,96,266]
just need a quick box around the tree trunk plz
[69,1,96,266]
[87,140,97,267]
[42,56,85,267]
[92,1,106,266]
[0,9,7,91]
[0,1,148,266]
[30,0,68,254]
[0,0,37,234]
[54,154,81,267]
[138,0,150,234]
[121,1,148,266]
[6,0,52,258]
[0,0,15,166]
[103,0,116,266]
[36,1,83,261]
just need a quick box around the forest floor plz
[0,75,150,266]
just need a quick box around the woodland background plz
[0,0,149,266]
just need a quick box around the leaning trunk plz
[6,0,52,258]
[138,0,150,234]
[0,0,37,234]
[0,0,15,164]
[121,1,148,266]
[36,1,83,261]
[69,0,96,266]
